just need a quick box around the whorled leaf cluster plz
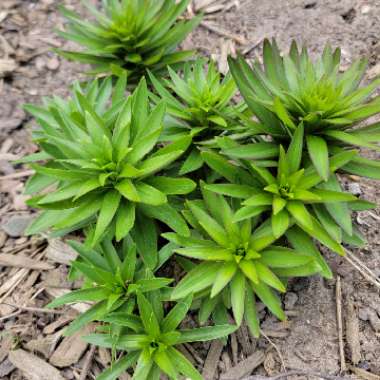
[19,1,380,379]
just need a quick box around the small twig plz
[336,276,346,373]
[200,21,246,45]
[260,329,286,371]
[0,309,22,322]
[345,249,380,281]
[242,38,264,56]
[0,302,64,315]
[79,345,97,380]
[343,250,380,289]
[243,369,351,380]
[0,170,34,180]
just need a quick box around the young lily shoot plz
[84,292,237,380]
[24,75,194,252]
[164,188,321,337]
[204,132,367,256]
[57,0,202,82]
[229,39,380,180]
[21,11,380,378]
[149,59,248,175]
[46,238,172,336]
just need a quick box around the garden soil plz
[0,0,379,379]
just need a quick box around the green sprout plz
[57,0,202,82]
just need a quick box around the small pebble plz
[348,182,362,195]
[46,57,60,71]
[361,5,371,14]
[1,214,34,237]
[284,292,298,310]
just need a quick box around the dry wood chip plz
[0,253,54,270]
[202,339,224,380]
[49,324,95,368]
[43,311,77,335]
[349,365,380,380]
[345,300,361,365]
[0,333,14,362]
[0,358,15,378]
[44,238,78,265]
[0,268,28,298]
[220,350,265,380]
[0,58,17,76]
[8,349,65,380]
[25,333,61,359]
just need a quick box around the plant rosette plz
[84,292,237,380]
[57,0,202,82]
[149,59,249,175]
[229,39,380,181]
[163,186,322,337]
[23,75,195,263]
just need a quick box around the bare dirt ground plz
[0,0,379,379]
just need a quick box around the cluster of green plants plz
[21,1,380,379]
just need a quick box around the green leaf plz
[115,179,141,202]
[201,151,253,184]
[47,287,109,308]
[166,348,203,380]
[287,123,304,173]
[97,352,139,380]
[233,206,268,223]
[312,189,357,202]
[177,324,237,344]
[154,350,178,379]
[239,260,259,284]
[319,175,353,235]
[147,177,196,195]
[137,150,184,176]
[65,301,108,336]
[161,295,193,333]
[115,201,135,241]
[133,350,154,380]
[135,182,167,206]
[171,262,220,300]
[286,201,313,230]
[250,281,285,321]
[306,135,330,181]
[271,209,290,239]
[210,262,237,298]
[132,213,157,270]
[54,197,101,230]
[243,193,273,207]
[141,203,190,237]
[273,97,296,129]
[102,313,143,332]
[259,247,313,268]
[245,285,260,337]
[179,148,204,175]
[187,201,229,247]
[230,271,246,326]
[255,262,285,292]
[137,292,160,338]
[222,142,279,159]
[204,183,255,199]
[175,246,233,261]
[93,190,121,245]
